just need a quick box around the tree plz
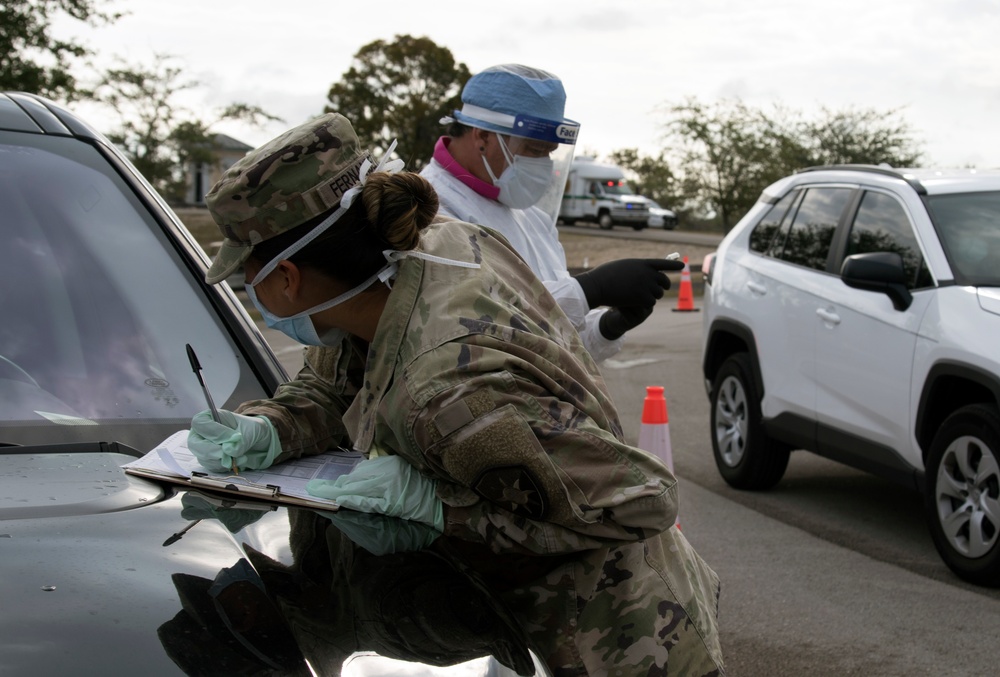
[802,106,923,167]
[664,98,799,229]
[661,98,924,230]
[325,34,471,170]
[607,148,682,208]
[95,54,280,201]
[0,0,121,100]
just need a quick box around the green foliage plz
[325,34,471,170]
[655,97,924,230]
[664,98,798,230]
[95,54,280,202]
[801,106,923,167]
[0,0,121,100]
[607,147,681,208]
[97,55,190,193]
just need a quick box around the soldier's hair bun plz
[361,172,439,251]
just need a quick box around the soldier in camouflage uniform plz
[189,112,725,675]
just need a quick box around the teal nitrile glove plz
[187,409,282,473]
[315,510,440,556]
[306,455,445,532]
[179,494,271,533]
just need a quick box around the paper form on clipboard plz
[122,429,364,510]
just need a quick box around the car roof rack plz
[796,164,926,195]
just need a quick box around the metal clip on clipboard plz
[189,472,280,499]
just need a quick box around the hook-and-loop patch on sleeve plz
[429,399,580,523]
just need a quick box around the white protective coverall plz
[421,152,623,362]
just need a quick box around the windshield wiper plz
[0,441,141,457]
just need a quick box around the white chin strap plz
[378,249,480,290]
[249,136,481,305]
[481,134,517,186]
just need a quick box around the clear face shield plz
[500,113,579,226]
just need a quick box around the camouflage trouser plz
[501,527,725,677]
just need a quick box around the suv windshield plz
[927,191,1000,286]
[0,132,272,450]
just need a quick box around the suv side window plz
[778,187,854,271]
[749,190,799,254]
[847,191,933,289]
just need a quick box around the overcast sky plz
[62,0,1000,168]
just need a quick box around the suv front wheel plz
[925,403,1000,586]
[710,353,790,490]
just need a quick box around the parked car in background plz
[647,200,679,229]
[701,164,1000,586]
[0,92,547,675]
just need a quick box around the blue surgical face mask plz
[247,248,481,347]
[246,265,391,347]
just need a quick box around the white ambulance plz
[558,157,650,230]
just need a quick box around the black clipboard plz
[122,430,365,511]
[189,472,282,500]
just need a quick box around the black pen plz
[186,344,237,475]
[186,344,220,422]
[162,519,201,547]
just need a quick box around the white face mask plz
[482,135,555,209]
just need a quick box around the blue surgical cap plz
[451,64,579,145]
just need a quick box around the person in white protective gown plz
[421,63,682,362]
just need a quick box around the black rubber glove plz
[574,258,685,309]
[599,305,655,340]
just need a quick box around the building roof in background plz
[212,133,253,152]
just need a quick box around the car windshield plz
[0,131,272,451]
[927,191,1000,286]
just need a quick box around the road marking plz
[602,358,663,369]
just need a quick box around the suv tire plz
[710,353,790,490]
[924,403,1000,586]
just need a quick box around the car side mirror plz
[840,252,913,311]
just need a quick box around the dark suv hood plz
[1,452,539,675]
[1,482,290,674]
[0,445,300,674]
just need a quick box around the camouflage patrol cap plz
[204,113,371,284]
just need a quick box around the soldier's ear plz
[273,259,303,301]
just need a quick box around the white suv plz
[701,165,1000,586]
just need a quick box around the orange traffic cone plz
[637,386,680,528]
[638,386,674,472]
[672,255,699,312]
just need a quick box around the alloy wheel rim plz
[715,375,748,467]
[935,434,1000,558]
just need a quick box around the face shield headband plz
[442,105,580,146]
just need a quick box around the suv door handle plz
[747,281,767,296]
[816,308,841,325]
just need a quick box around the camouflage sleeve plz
[403,371,679,556]
[235,339,364,463]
